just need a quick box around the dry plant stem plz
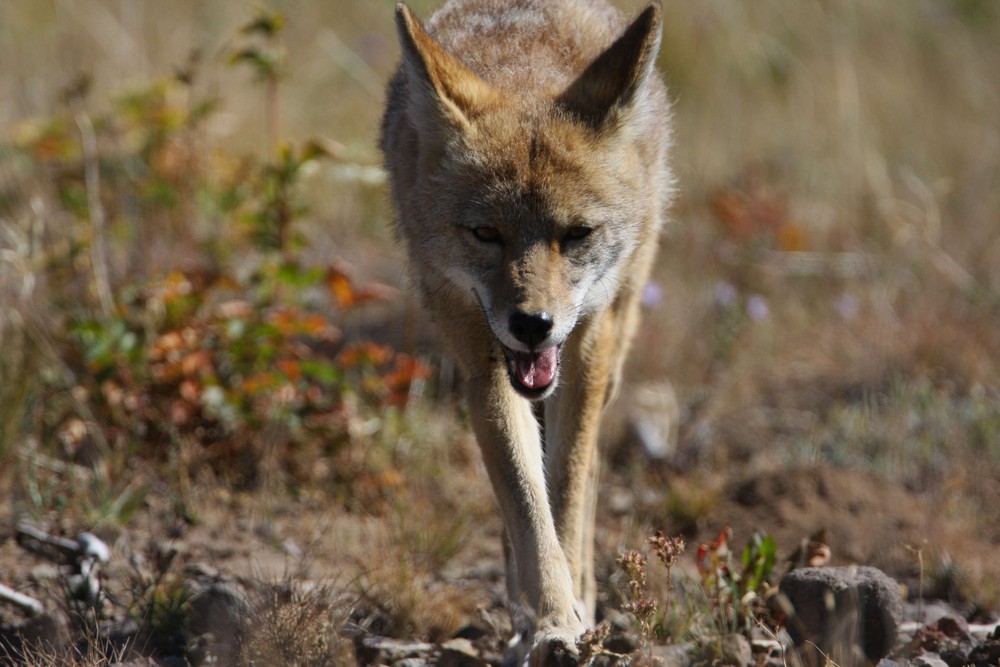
[906,543,926,621]
[75,110,115,319]
[267,77,280,158]
[882,170,975,292]
[318,28,385,99]
[0,582,44,616]
[21,312,112,456]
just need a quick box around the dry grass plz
[630,0,1000,554]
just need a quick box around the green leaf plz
[740,532,777,594]
[275,262,323,288]
[239,11,286,37]
[228,48,278,78]
[300,359,342,386]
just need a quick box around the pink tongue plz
[514,347,558,390]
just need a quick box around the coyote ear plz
[557,2,662,130]
[395,3,497,132]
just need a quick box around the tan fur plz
[380,0,673,662]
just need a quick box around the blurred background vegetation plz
[1,0,999,638]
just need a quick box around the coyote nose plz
[509,311,553,348]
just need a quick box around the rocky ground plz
[2,464,997,666]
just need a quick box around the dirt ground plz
[3,460,996,630]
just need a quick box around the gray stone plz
[968,639,1000,667]
[187,582,248,638]
[779,566,904,663]
[912,654,949,667]
[875,660,905,667]
[718,633,754,667]
[628,380,681,461]
[691,635,753,667]
[156,658,189,667]
[438,637,488,667]
[904,600,966,627]
[392,659,430,667]
[0,612,71,658]
[357,636,434,666]
[187,581,249,665]
[649,642,695,667]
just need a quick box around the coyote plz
[380,0,672,661]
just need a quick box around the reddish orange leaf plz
[179,379,201,402]
[338,342,393,367]
[777,223,808,252]
[696,526,732,577]
[328,267,396,308]
[276,357,302,381]
[328,268,357,308]
[270,307,300,335]
[711,184,788,243]
[180,349,213,377]
[383,354,432,406]
[243,372,277,394]
[150,330,185,360]
[170,399,194,425]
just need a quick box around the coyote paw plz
[529,629,581,667]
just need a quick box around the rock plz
[876,659,906,667]
[0,611,71,659]
[29,563,60,583]
[753,638,788,667]
[602,630,641,655]
[187,581,249,664]
[718,633,754,667]
[694,634,753,667]
[968,638,1000,667]
[452,624,490,641]
[910,615,976,662]
[779,566,903,663]
[931,616,972,641]
[649,642,694,667]
[393,658,430,667]
[627,380,680,462]
[904,600,967,627]
[439,637,488,667]
[940,650,969,667]
[912,654,950,667]
[356,636,434,666]
[156,658,189,667]
[97,618,140,659]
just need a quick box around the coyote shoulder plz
[381,0,673,662]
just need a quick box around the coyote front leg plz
[543,308,618,622]
[463,351,584,641]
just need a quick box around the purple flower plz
[642,281,664,308]
[836,292,859,321]
[746,294,770,321]
[713,281,738,309]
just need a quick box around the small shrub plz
[3,9,428,517]
[695,527,777,636]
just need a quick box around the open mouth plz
[501,343,561,398]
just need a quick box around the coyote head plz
[387,2,667,399]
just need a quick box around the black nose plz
[508,311,553,347]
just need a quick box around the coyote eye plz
[470,226,502,244]
[563,226,594,244]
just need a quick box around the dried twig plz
[0,583,44,616]
[75,110,116,318]
[16,522,82,564]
